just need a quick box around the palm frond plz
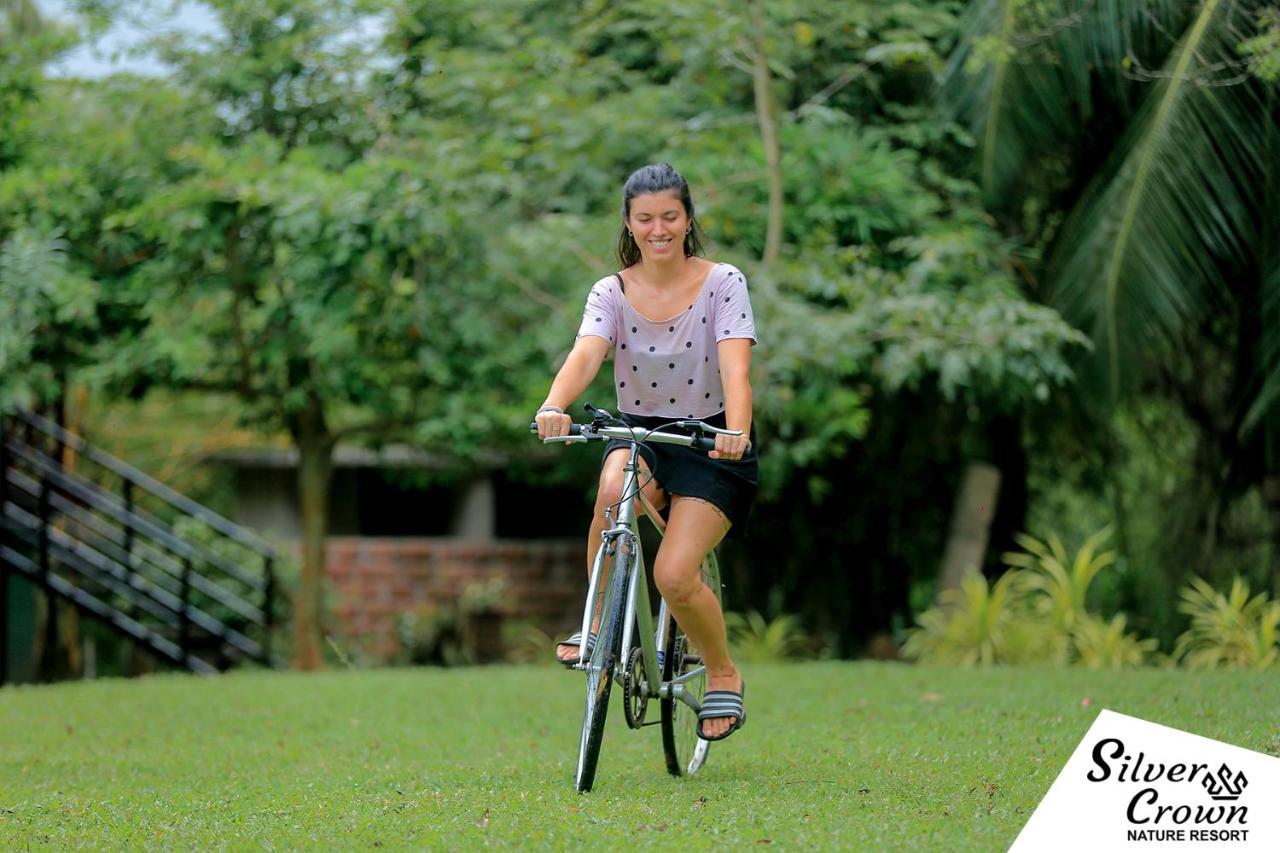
[939,0,1188,202]
[1242,209,1280,435]
[1045,0,1272,401]
[1174,575,1280,669]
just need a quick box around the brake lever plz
[542,435,590,444]
[584,402,621,428]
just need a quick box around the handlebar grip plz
[694,437,717,452]
[530,423,583,435]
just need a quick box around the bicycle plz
[531,403,741,793]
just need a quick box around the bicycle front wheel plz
[660,550,720,776]
[575,545,629,793]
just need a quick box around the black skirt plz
[602,411,758,539]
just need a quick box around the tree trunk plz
[935,462,1001,601]
[750,0,783,266]
[291,394,333,671]
[986,414,1028,569]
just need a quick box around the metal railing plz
[0,411,280,682]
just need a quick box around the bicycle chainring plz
[622,646,648,728]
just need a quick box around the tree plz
[102,0,567,668]
[26,0,1094,660]
[0,0,91,412]
[378,0,1089,649]
[941,0,1280,629]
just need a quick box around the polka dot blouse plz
[576,263,757,418]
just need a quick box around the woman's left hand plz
[709,432,750,461]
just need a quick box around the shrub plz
[396,578,510,667]
[502,620,557,666]
[1174,576,1279,670]
[1070,613,1157,669]
[905,526,1159,668]
[902,570,1038,666]
[1005,527,1113,627]
[725,610,810,663]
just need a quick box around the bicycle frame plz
[574,429,704,715]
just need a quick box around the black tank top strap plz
[613,272,625,293]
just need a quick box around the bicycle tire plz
[574,545,630,793]
[660,551,720,777]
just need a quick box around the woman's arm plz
[713,338,753,459]
[535,335,611,438]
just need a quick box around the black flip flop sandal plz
[697,680,747,741]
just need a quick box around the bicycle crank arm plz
[656,680,704,713]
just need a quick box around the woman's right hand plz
[535,407,573,440]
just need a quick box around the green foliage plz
[1174,576,1280,670]
[0,229,97,408]
[908,527,1280,671]
[500,619,558,666]
[907,526,1154,668]
[0,0,78,168]
[1004,526,1113,637]
[724,609,811,662]
[3,0,1172,664]
[902,570,1036,665]
[1070,613,1158,669]
[943,0,1280,663]
[395,578,511,667]
[1045,1,1268,402]
[0,73,216,410]
[1240,7,1280,81]
[1027,397,1277,650]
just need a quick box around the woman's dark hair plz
[616,163,706,267]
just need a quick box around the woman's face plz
[627,192,688,262]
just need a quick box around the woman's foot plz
[556,638,583,663]
[699,667,744,739]
[555,628,598,664]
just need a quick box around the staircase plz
[0,410,280,682]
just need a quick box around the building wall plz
[324,537,583,661]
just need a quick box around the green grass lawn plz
[2,661,1277,850]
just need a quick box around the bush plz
[725,610,811,663]
[1174,576,1279,670]
[905,527,1156,668]
[902,571,1040,666]
[1070,613,1157,669]
[396,578,510,667]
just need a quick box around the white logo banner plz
[1012,709,1280,852]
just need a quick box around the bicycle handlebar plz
[528,421,721,453]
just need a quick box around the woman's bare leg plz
[557,448,666,661]
[651,495,740,738]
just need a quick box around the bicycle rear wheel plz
[660,551,720,776]
[575,545,630,793]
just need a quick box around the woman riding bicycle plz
[534,163,757,742]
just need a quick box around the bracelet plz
[537,405,564,415]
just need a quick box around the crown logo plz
[1201,764,1248,800]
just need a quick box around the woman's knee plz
[595,465,625,514]
[653,556,703,605]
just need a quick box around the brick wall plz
[325,537,584,661]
